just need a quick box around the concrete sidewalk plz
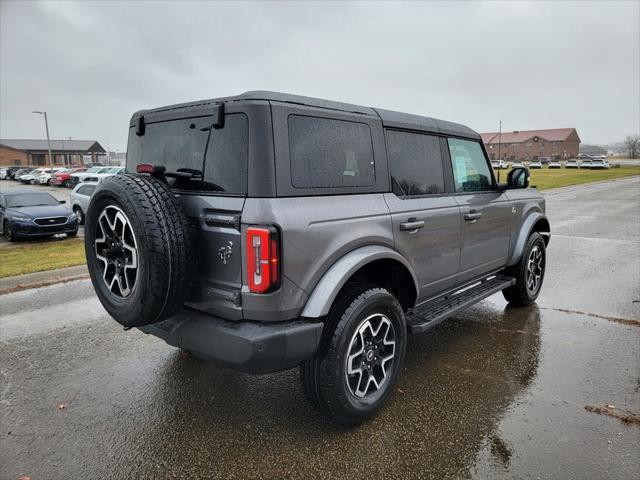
[0,264,88,295]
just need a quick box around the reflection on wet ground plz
[2,296,638,479]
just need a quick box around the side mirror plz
[507,167,530,189]
[59,200,66,204]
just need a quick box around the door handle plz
[464,211,482,221]
[400,218,425,231]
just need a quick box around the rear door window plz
[127,113,248,195]
[447,138,494,192]
[386,130,445,196]
[288,115,375,188]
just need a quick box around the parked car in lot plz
[36,168,66,185]
[0,191,78,241]
[3,166,24,179]
[589,159,610,169]
[528,160,542,169]
[11,168,33,180]
[18,168,48,184]
[0,167,8,179]
[84,91,550,425]
[511,161,524,168]
[548,160,562,169]
[577,153,591,160]
[70,166,110,186]
[70,181,97,224]
[82,166,125,183]
[580,159,593,169]
[565,159,580,168]
[491,159,509,169]
[51,168,87,187]
[538,156,551,164]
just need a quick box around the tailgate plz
[178,194,245,320]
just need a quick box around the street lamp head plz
[32,110,44,115]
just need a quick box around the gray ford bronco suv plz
[85,91,549,425]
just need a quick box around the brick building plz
[0,139,106,166]
[480,128,581,161]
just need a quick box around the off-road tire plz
[85,174,195,328]
[300,285,406,425]
[503,232,546,306]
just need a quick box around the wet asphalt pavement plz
[1,177,639,480]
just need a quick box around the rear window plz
[127,113,248,195]
[288,115,375,189]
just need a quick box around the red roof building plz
[480,128,581,161]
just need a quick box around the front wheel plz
[503,232,546,306]
[300,285,407,425]
[73,206,84,225]
[3,221,15,242]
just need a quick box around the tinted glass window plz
[127,113,248,195]
[78,185,96,196]
[288,115,375,188]
[387,131,445,196]
[447,138,493,192]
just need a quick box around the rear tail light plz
[246,226,280,294]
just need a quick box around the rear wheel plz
[503,232,546,306]
[300,285,406,425]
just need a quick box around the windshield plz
[127,113,249,195]
[6,193,60,207]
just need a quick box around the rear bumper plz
[139,308,324,374]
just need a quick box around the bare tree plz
[624,135,640,159]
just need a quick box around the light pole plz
[32,111,54,173]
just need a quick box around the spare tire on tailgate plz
[84,174,195,328]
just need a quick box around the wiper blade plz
[166,168,203,179]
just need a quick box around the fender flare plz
[507,212,550,266]
[301,245,419,318]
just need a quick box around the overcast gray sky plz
[1,0,638,151]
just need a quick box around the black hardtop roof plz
[131,91,480,140]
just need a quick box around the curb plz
[0,264,89,295]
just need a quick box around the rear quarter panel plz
[240,194,394,320]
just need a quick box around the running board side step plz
[406,274,516,334]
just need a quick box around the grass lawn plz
[526,165,640,190]
[0,237,86,278]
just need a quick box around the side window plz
[386,130,445,196]
[83,185,96,196]
[288,115,375,188]
[447,138,493,192]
